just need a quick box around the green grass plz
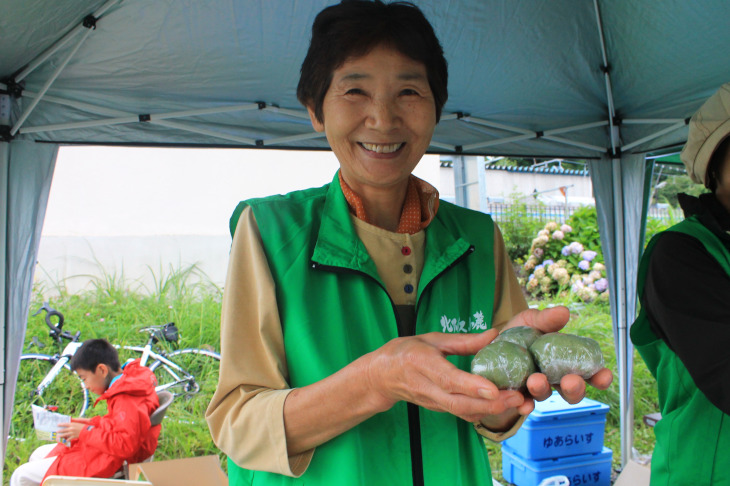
[5,269,658,485]
[3,264,225,485]
[486,298,659,484]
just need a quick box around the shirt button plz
[401,246,412,256]
[404,284,414,294]
[403,264,413,274]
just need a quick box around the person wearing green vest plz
[631,82,730,485]
[206,2,613,485]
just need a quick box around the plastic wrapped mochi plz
[471,341,536,390]
[529,332,604,384]
[493,326,543,349]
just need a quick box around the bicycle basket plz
[163,322,179,343]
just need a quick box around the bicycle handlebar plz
[138,322,179,344]
[32,302,77,342]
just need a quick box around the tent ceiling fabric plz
[2,0,730,156]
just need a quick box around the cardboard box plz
[128,455,228,486]
[503,391,609,459]
[502,444,613,486]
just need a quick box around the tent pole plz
[612,157,633,468]
[452,156,468,207]
[0,143,8,464]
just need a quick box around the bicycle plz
[11,303,221,440]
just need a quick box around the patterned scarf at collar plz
[338,171,439,234]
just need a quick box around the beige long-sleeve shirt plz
[206,205,528,477]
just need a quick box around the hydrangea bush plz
[520,221,609,303]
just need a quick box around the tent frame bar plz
[14,0,122,83]
[11,29,94,137]
[428,140,457,152]
[623,118,685,125]
[593,0,618,155]
[623,121,686,152]
[152,119,257,146]
[462,116,534,135]
[541,135,606,153]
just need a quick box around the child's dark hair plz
[69,338,121,373]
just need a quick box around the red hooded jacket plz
[43,359,160,480]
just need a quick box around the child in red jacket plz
[10,339,160,486]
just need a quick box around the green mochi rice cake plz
[471,341,536,390]
[493,326,543,349]
[529,332,604,384]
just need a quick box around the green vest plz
[631,215,730,485]
[227,174,499,485]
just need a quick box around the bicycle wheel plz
[148,348,220,422]
[10,355,90,440]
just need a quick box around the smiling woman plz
[306,44,437,231]
[204,2,612,486]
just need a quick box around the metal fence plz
[485,203,679,225]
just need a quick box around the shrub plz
[497,192,545,261]
[519,209,608,303]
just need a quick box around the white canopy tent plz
[2,0,730,472]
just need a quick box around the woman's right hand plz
[361,329,530,423]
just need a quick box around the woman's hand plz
[363,328,531,423]
[502,306,614,404]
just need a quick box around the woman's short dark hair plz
[70,338,121,373]
[706,135,730,191]
[297,0,448,123]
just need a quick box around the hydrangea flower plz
[561,224,572,233]
[578,260,591,271]
[526,278,539,293]
[545,222,559,232]
[576,286,598,302]
[569,241,585,254]
[553,267,570,286]
[593,262,606,272]
[543,259,554,266]
[552,230,564,240]
[594,278,609,293]
[589,270,602,281]
[533,247,544,258]
[534,267,547,278]
[534,235,549,247]
[537,229,550,238]
[581,250,598,262]
[561,241,585,256]
[523,258,537,272]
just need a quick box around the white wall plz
[36,146,442,294]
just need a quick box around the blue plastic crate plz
[503,391,609,459]
[502,444,613,486]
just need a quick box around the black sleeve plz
[643,231,730,415]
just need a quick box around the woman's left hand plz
[500,305,614,404]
